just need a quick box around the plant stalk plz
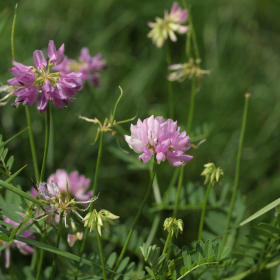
[97,233,107,280]
[110,156,157,280]
[222,94,250,247]
[166,41,174,119]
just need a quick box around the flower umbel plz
[168,58,210,82]
[8,40,82,113]
[125,115,193,167]
[33,180,97,228]
[83,209,119,236]
[163,217,184,238]
[148,2,188,48]
[201,163,224,185]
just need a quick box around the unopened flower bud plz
[163,217,184,238]
[201,163,224,185]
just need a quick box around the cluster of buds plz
[163,217,184,238]
[167,58,210,82]
[53,47,106,88]
[201,163,224,185]
[34,180,97,228]
[83,209,119,236]
[7,40,82,113]
[148,2,188,48]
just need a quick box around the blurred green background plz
[0,0,280,278]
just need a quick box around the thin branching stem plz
[222,94,250,248]
[110,156,157,280]
[36,230,46,280]
[166,41,174,119]
[97,233,108,280]
[173,165,185,219]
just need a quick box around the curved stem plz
[222,94,250,248]
[51,214,63,280]
[162,232,171,256]
[97,233,108,280]
[110,156,157,280]
[198,182,212,240]
[40,106,51,182]
[173,165,184,219]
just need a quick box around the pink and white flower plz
[125,115,193,166]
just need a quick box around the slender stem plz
[51,214,63,280]
[146,214,161,248]
[11,4,17,61]
[40,106,51,182]
[186,77,196,134]
[198,182,212,240]
[96,233,108,280]
[36,230,46,280]
[166,41,174,119]
[172,165,184,219]
[79,131,104,256]
[162,232,171,256]
[222,94,250,247]
[188,9,200,60]
[110,156,157,280]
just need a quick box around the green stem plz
[162,232,171,256]
[173,165,184,219]
[110,156,157,280]
[188,9,200,60]
[36,230,46,280]
[186,77,196,134]
[166,41,174,119]
[9,259,14,280]
[51,214,63,280]
[222,94,250,248]
[162,167,180,204]
[40,106,51,182]
[97,233,108,280]
[198,182,212,240]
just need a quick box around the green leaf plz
[240,244,264,252]
[214,243,222,261]
[207,255,215,262]
[116,256,129,273]
[6,156,14,172]
[6,164,27,183]
[182,246,192,270]
[145,266,156,279]
[0,128,29,150]
[2,148,8,161]
[258,223,280,235]
[195,241,205,263]
[221,247,231,259]
[245,234,267,245]
[180,266,188,276]
[252,226,276,239]
[204,239,212,259]
[240,197,280,226]
[0,234,10,242]
[106,252,117,269]
[198,257,206,265]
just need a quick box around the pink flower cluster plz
[53,47,106,88]
[1,216,35,268]
[8,40,82,113]
[125,115,193,167]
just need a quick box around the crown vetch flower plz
[47,169,92,201]
[7,40,82,113]
[52,47,106,88]
[124,115,193,167]
[1,216,35,268]
[148,2,188,48]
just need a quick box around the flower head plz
[148,2,188,48]
[1,216,35,268]
[52,48,106,88]
[83,209,119,236]
[7,40,82,113]
[47,169,92,201]
[125,115,193,167]
[163,217,184,238]
[201,163,224,185]
[168,58,210,82]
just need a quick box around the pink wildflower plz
[7,40,82,113]
[52,47,106,88]
[148,2,189,48]
[125,115,193,167]
[1,216,35,268]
